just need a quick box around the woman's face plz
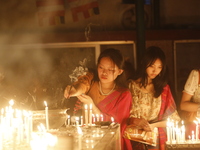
[146,58,163,80]
[97,57,123,84]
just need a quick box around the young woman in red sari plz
[64,48,133,150]
[127,46,180,150]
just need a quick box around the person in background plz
[127,46,180,150]
[64,48,133,150]
[180,69,200,138]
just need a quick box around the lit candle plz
[0,124,2,150]
[81,116,83,126]
[172,120,175,143]
[9,99,14,127]
[194,120,199,141]
[23,110,30,143]
[111,117,114,123]
[1,108,4,125]
[29,111,33,143]
[44,101,49,130]
[67,115,70,126]
[166,118,171,143]
[77,127,83,150]
[192,130,195,141]
[76,117,79,126]
[188,135,191,141]
[96,114,99,122]
[92,114,96,124]
[89,104,92,126]
[176,127,181,143]
[84,104,88,126]
[181,120,185,142]
[100,114,103,122]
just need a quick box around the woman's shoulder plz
[186,69,199,82]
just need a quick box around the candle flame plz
[44,101,47,107]
[111,117,114,122]
[9,99,14,106]
[181,120,184,125]
[194,120,198,124]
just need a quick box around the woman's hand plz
[77,94,93,105]
[130,117,151,131]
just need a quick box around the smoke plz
[0,45,52,88]
[69,58,89,82]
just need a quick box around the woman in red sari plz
[127,46,180,150]
[64,48,133,150]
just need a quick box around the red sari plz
[156,84,179,150]
[96,87,133,150]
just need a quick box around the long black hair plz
[134,46,168,97]
[96,48,127,88]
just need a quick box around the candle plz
[89,104,92,126]
[192,130,195,141]
[77,127,83,150]
[84,104,88,126]
[172,120,175,143]
[181,120,185,142]
[194,120,199,141]
[0,124,2,150]
[188,135,191,141]
[92,114,96,124]
[176,127,181,143]
[44,101,49,130]
[29,111,33,143]
[9,99,14,127]
[111,117,114,123]
[96,114,99,122]
[100,114,103,122]
[67,115,70,126]
[81,116,83,126]
[166,118,171,143]
[76,117,79,126]
[23,110,30,143]
[1,108,4,125]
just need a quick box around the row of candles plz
[0,100,114,150]
[66,104,115,127]
[0,99,52,150]
[166,118,200,144]
[0,100,33,149]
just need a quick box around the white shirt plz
[183,69,200,102]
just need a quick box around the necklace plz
[99,81,116,96]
